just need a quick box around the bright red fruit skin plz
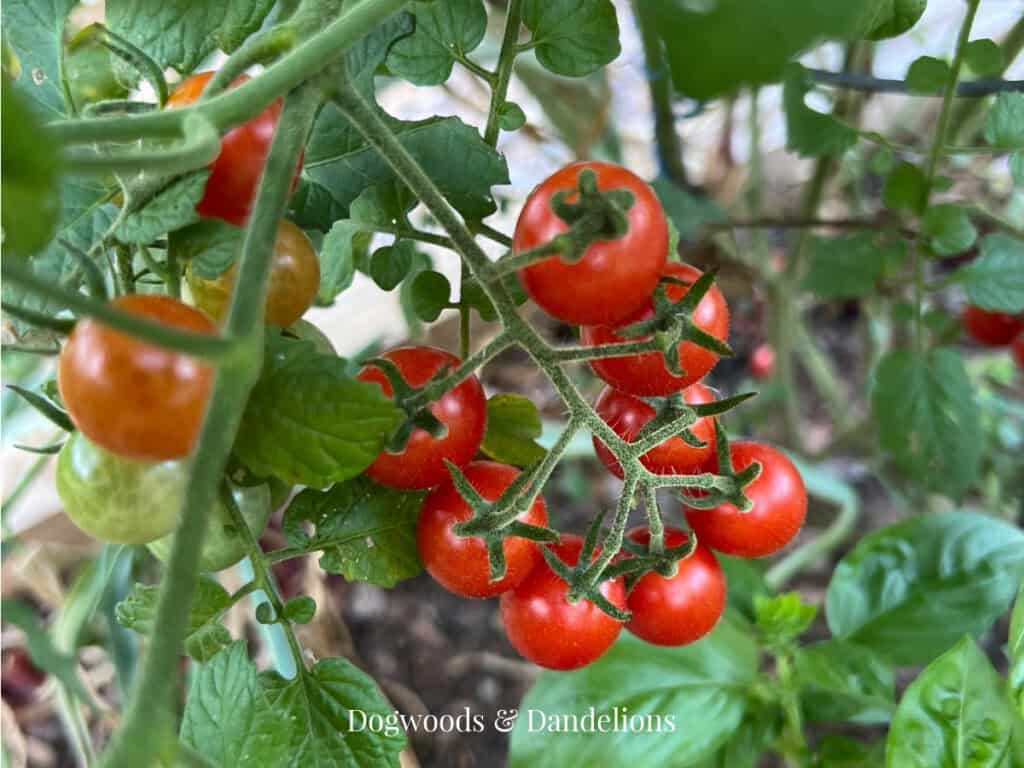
[357,346,486,490]
[500,535,626,670]
[167,72,303,226]
[684,441,806,558]
[418,461,548,598]
[592,383,715,479]
[750,343,776,380]
[961,305,1024,347]
[581,262,729,396]
[515,161,668,326]
[624,527,726,646]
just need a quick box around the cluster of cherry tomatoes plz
[360,162,807,671]
[961,305,1024,369]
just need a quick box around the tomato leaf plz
[180,642,289,768]
[409,269,451,321]
[956,233,1024,313]
[984,92,1024,148]
[882,161,927,213]
[170,218,244,279]
[386,0,487,85]
[235,349,403,490]
[1,0,75,117]
[825,511,1024,665]
[509,617,758,767]
[905,55,949,94]
[318,220,370,304]
[651,176,726,243]
[369,239,416,290]
[114,171,209,244]
[920,203,977,257]
[795,640,895,724]
[868,0,926,40]
[1009,585,1024,715]
[782,63,858,157]
[803,233,904,298]
[884,636,1023,768]
[871,348,981,496]
[283,477,424,587]
[480,394,546,468]
[116,577,234,662]
[260,656,406,766]
[106,0,276,74]
[521,0,620,78]
[964,38,1003,77]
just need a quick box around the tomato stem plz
[483,0,525,147]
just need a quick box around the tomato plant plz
[581,262,730,396]
[3,1,1023,766]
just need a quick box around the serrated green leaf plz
[116,577,233,662]
[885,636,1022,768]
[521,0,620,78]
[386,0,487,85]
[181,642,288,768]
[409,269,451,321]
[509,618,758,767]
[480,394,546,467]
[783,63,858,157]
[882,160,927,212]
[795,640,895,724]
[905,55,948,94]
[803,233,903,298]
[2,0,76,117]
[956,233,1024,312]
[349,183,418,228]
[318,220,369,304]
[235,350,403,489]
[754,592,816,648]
[369,240,416,290]
[871,348,981,496]
[114,171,209,244]
[985,93,1024,148]
[921,203,977,256]
[170,218,244,279]
[260,656,405,767]
[2,85,61,257]
[826,512,1024,665]
[964,38,1003,77]
[107,0,275,74]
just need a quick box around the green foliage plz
[825,512,1024,665]
[480,393,546,467]
[386,0,488,85]
[867,0,927,40]
[803,233,904,298]
[408,269,451,322]
[1009,586,1024,715]
[795,640,895,723]
[1,0,76,116]
[905,55,949,94]
[114,172,210,244]
[985,93,1024,148]
[963,38,1003,77]
[885,636,1024,767]
[235,337,403,489]
[1,599,91,702]
[521,0,621,78]
[783,64,857,157]
[510,617,759,767]
[920,204,977,257]
[369,240,417,290]
[318,220,369,304]
[956,234,1024,313]
[754,592,817,649]
[651,177,726,242]
[171,218,245,279]
[284,477,424,587]
[882,161,927,212]
[872,348,981,496]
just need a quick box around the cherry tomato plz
[417,461,548,598]
[749,343,776,380]
[2,648,45,707]
[357,346,487,489]
[167,72,303,226]
[624,527,725,646]
[581,262,730,396]
[500,534,626,670]
[187,219,320,327]
[148,482,272,572]
[684,441,806,558]
[961,305,1024,346]
[58,294,215,461]
[1013,332,1024,370]
[592,383,715,479]
[514,161,668,326]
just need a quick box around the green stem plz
[550,338,660,362]
[100,86,319,768]
[76,23,169,106]
[476,222,513,247]
[793,322,851,434]
[63,114,220,175]
[484,0,525,146]
[115,246,135,295]
[775,652,810,767]
[2,260,235,360]
[632,0,687,186]
[204,26,299,97]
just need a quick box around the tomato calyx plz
[444,460,559,584]
[543,167,636,263]
[615,269,734,377]
[680,422,762,512]
[361,355,450,452]
[610,528,698,585]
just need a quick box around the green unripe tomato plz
[57,431,188,544]
[147,482,272,573]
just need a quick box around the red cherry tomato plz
[500,534,626,670]
[624,527,726,646]
[58,295,215,460]
[684,441,806,558]
[417,461,548,598]
[592,383,715,479]
[357,346,486,489]
[1013,332,1024,370]
[961,305,1024,347]
[581,262,730,396]
[167,72,303,226]
[514,161,668,326]
[749,343,776,380]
